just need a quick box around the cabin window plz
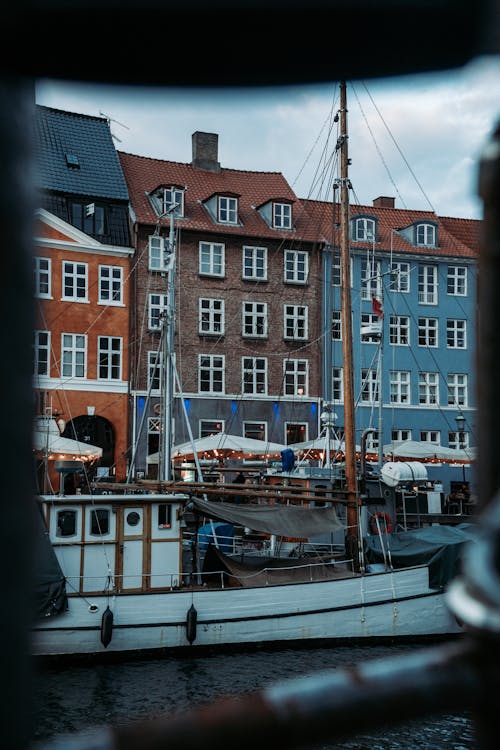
[158,504,172,529]
[127,511,141,527]
[56,509,77,537]
[90,508,110,536]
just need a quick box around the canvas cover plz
[364,522,477,589]
[33,504,68,619]
[190,497,343,537]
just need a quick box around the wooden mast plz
[338,81,361,568]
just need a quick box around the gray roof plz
[34,105,129,201]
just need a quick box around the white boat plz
[31,81,476,660]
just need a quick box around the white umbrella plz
[290,436,361,454]
[383,440,476,463]
[148,433,287,464]
[33,417,103,461]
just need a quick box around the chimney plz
[373,196,395,208]
[191,131,221,172]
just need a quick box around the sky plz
[35,55,500,221]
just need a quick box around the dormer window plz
[148,235,174,272]
[218,196,238,224]
[150,186,185,218]
[353,216,376,242]
[415,222,437,247]
[273,202,292,230]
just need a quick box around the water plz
[32,642,475,749]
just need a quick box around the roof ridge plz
[117,150,284,177]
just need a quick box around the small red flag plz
[372,296,383,318]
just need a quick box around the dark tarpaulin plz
[33,504,68,619]
[190,497,343,537]
[364,523,478,590]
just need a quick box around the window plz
[392,429,412,442]
[61,333,86,378]
[90,508,110,536]
[284,249,308,284]
[286,423,307,444]
[361,259,381,300]
[354,217,376,242]
[199,298,224,335]
[71,202,106,235]
[148,235,168,271]
[447,319,467,349]
[416,223,436,246]
[418,264,438,304]
[284,359,308,397]
[218,196,238,224]
[284,304,308,340]
[421,430,440,444]
[332,310,342,340]
[449,430,469,450]
[242,301,267,338]
[273,202,292,229]
[447,265,467,295]
[147,417,160,458]
[389,262,410,293]
[148,293,168,330]
[98,336,122,380]
[158,504,172,529]
[389,315,410,345]
[56,509,77,537]
[361,368,379,403]
[244,422,267,441]
[200,420,224,437]
[242,357,267,394]
[332,248,341,286]
[62,261,87,301]
[199,241,224,276]
[199,354,224,393]
[147,351,161,391]
[34,257,51,298]
[418,372,439,405]
[418,317,438,347]
[366,431,379,452]
[243,246,267,280]
[33,330,50,376]
[99,265,123,305]
[361,313,381,343]
[390,371,411,404]
[332,367,343,403]
[162,187,184,217]
[447,373,468,407]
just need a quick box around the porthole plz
[127,511,141,527]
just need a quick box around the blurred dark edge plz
[2,1,500,749]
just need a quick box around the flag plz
[372,296,383,318]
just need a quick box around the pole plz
[160,211,176,482]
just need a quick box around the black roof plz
[34,105,129,201]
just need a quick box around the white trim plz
[35,208,134,257]
[33,376,128,394]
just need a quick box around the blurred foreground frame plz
[2,1,500,749]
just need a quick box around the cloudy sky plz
[36,56,500,220]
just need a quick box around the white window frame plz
[34,257,51,298]
[148,235,167,271]
[200,420,224,437]
[389,261,410,293]
[162,187,184,217]
[199,298,225,335]
[199,354,225,394]
[148,293,168,330]
[447,319,467,349]
[332,367,344,403]
[416,223,436,247]
[447,373,468,407]
[392,429,412,442]
[242,357,267,395]
[421,430,440,444]
[361,313,381,343]
[449,430,469,450]
[354,217,376,242]
[147,351,161,392]
[273,202,292,229]
[418,317,438,348]
[389,315,410,346]
[361,259,382,300]
[283,359,309,397]
[418,372,439,405]
[284,304,308,340]
[62,260,88,302]
[218,196,238,224]
[34,330,50,376]
[98,336,122,381]
[243,421,268,442]
[361,368,379,403]
[242,301,267,338]
[390,370,411,404]
[61,333,87,379]
[447,265,467,296]
[242,246,267,281]
[284,249,308,284]
[418,264,438,305]
[332,310,342,340]
[199,241,225,277]
[98,265,123,305]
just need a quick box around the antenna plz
[99,111,130,143]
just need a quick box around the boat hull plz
[31,565,461,657]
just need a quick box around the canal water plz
[32,641,475,749]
